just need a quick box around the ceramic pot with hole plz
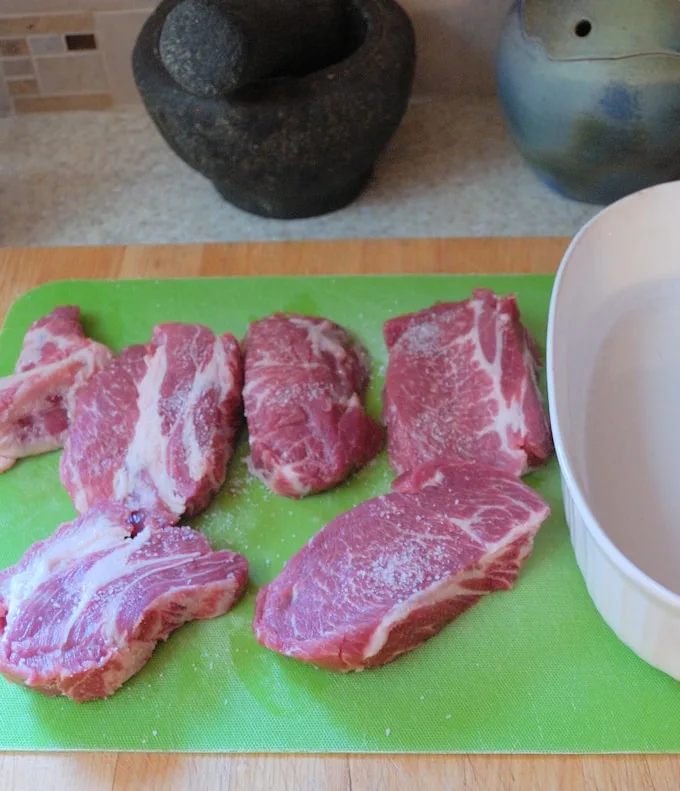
[496,0,680,205]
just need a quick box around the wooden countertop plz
[0,238,676,791]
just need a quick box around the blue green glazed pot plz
[496,0,680,205]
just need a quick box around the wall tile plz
[0,13,93,36]
[35,51,109,94]
[27,34,66,56]
[0,0,156,11]
[0,38,28,57]
[1,56,32,76]
[95,10,150,103]
[65,32,97,50]
[7,76,38,95]
[0,60,11,115]
[13,93,112,112]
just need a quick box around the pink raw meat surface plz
[254,459,550,671]
[243,313,383,498]
[0,502,249,702]
[0,306,113,472]
[383,289,554,477]
[60,323,244,522]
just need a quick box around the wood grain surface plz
[0,238,676,790]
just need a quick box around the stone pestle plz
[159,0,347,97]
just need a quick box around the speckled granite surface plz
[0,97,600,247]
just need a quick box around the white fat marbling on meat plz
[114,332,234,515]
[0,345,112,458]
[113,340,185,514]
[181,335,233,483]
[5,511,127,611]
[362,518,531,660]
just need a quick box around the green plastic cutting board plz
[0,274,678,755]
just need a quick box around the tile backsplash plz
[0,0,511,115]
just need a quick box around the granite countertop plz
[0,97,599,247]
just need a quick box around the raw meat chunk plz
[253,460,549,671]
[0,502,249,702]
[60,344,147,514]
[383,289,553,476]
[60,323,243,522]
[0,306,113,471]
[243,313,383,497]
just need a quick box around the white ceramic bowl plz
[547,179,680,679]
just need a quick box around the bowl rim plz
[547,179,680,613]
